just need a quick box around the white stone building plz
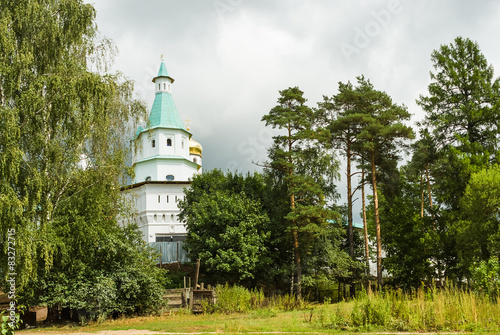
[123,61,202,262]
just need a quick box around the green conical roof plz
[158,62,169,77]
[152,61,174,83]
[147,92,186,130]
[134,62,187,136]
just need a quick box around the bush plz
[471,256,500,299]
[202,284,305,314]
[20,225,166,322]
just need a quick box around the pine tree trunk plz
[425,164,442,286]
[346,147,355,298]
[425,164,434,222]
[362,168,370,277]
[420,172,424,218]
[292,226,302,300]
[371,152,382,290]
[288,126,301,300]
[347,148,354,258]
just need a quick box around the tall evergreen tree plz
[417,36,500,209]
[354,77,415,289]
[417,37,500,280]
[319,81,364,261]
[262,87,336,299]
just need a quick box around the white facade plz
[124,183,189,242]
[133,129,198,183]
[123,61,203,244]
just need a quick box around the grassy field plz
[17,285,500,334]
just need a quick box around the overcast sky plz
[88,0,500,219]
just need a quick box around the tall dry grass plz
[201,284,304,314]
[323,285,500,332]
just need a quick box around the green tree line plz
[3,0,500,326]
[181,36,500,299]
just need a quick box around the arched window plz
[158,195,161,203]
[193,157,198,164]
[163,83,166,90]
[167,138,172,146]
[158,84,161,90]
[181,140,185,149]
[145,176,152,182]
[152,139,155,148]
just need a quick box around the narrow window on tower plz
[158,195,161,203]
[152,139,155,148]
[167,138,172,146]
[164,83,166,90]
[158,84,161,90]
[167,195,169,203]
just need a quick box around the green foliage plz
[203,284,305,314]
[0,0,158,318]
[377,167,437,288]
[415,37,500,279]
[179,170,270,286]
[320,80,367,259]
[471,257,500,299]
[339,76,414,288]
[0,311,20,335]
[302,222,364,297]
[458,165,500,277]
[21,224,165,319]
[321,286,500,332]
[417,36,500,159]
[262,87,339,297]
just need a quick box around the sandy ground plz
[16,331,221,335]
[16,331,467,335]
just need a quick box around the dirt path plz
[17,330,468,335]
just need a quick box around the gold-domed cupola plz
[189,138,203,157]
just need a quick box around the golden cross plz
[185,118,192,130]
[161,54,164,62]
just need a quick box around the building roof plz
[134,61,187,136]
[327,219,364,230]
[148,92,186,130]
[152,61,175,83]
[189,138,203,156]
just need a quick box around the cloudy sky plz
[89,0,500,217]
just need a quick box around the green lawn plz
[17,302,499,335]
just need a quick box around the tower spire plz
[145,60,186,131]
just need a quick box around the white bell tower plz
[123,58,203,252]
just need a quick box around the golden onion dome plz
[189,138,203,157]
